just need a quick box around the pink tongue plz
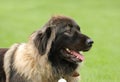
[71,51,84,61]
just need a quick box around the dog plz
[0,15,93,82]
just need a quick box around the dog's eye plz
[65,30,71,34]
[63,25,73,35]
[68,24,73,28]
[64,28,72,36]
[65,26,71,33]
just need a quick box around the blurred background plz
[0,0,120,82]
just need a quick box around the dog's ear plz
[34,26,55,55]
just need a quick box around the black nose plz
[86,39,94,47]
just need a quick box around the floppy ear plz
[34,26,55,55]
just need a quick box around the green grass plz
[0,0,120,82]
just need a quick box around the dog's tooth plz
[66,48,69,51]
[66,48,70,52]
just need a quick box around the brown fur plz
[1,15,93,82]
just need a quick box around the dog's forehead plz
[43,16,81,32]
[50,16,78,26]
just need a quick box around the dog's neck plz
[12,43,52,81]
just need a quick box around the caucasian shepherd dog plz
[0,15,93,82]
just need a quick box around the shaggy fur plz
[0,15,93,82]
[0,48,8,82]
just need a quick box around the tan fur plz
[13,43,52,82]
[4,44,20,82]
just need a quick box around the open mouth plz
[62,48,84,62]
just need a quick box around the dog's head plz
[33,15,93,63]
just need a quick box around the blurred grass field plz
[0,0,120,82]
